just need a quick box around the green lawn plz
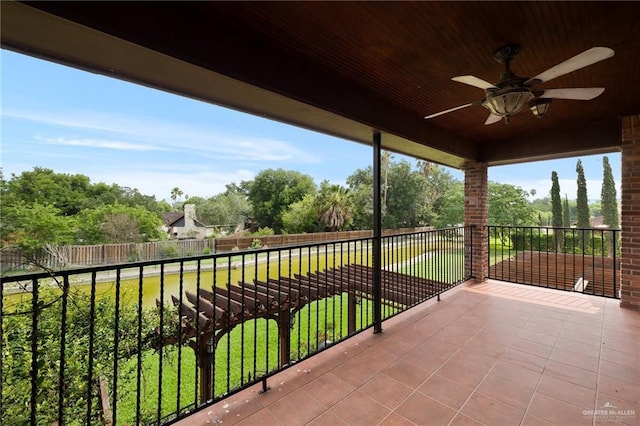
[115,294,384,424]
[1,241,433,425]
[399,248,466,283]
[106,244,490,423]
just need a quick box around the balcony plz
[181,280,639,426]
[1,227,637,425]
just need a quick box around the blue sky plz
[1,50,620,203]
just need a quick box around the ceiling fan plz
[424,44,614,125]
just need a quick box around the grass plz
[114,294,387,424]
[398,248,466,283]
[2,241,435,424]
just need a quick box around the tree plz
[346,160,430,230]
[550,172,563,228]
[170,187,183,206]
[416,160,431,178]
[282,193,320,233]
[488,182,536,225]
[187,192,251,233]
[3,167,169,218]
[381,151,392,214]
[576,159,590,252]
[423,165,458,225]
[316,182,354,231]
[0,201,77,254]
[100,212,143,243]
[246,169,316,233]
[4,167,91,215]
[1,285,166,425]
[433,182,464,228]
[563,194,571,227]
[384,161,429,228]
[576,160,590,228]
[550,171,563,251]
[529,196,552,214]
[601,156,619,228]
[346,167,374,229]
[601,155,619,256]
[76,205,163,244]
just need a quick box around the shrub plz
[249,238,263,249]
[1,286,165,425]
[161,242,179,258]
[251,227,275,237]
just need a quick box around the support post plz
[464,161,489,281]
[373,132,383,333]
[198,335,215,404]
[277,312,291,367]
[347,290,357,334]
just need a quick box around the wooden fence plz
[1,239,216,270]
[214,227,432,252]
[1,227,431,271]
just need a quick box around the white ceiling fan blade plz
[425,103,475,119]
[452,75,496,90]
[526,47,614,85]
[484,113,502,125]
[540,87,605,100]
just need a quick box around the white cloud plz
[4,107,320,163]
[40,136,166,151]
[2,109,132,134]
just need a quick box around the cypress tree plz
[601,155,619,256]
[576,159,590,252]
[563,194,570,227]
[551,171,563,251]
[576,160,590,228]
[551,172,563,228]
[601,156,619,228]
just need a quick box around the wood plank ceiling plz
[2,1,640,168]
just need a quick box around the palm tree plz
[170,187,183,206]
[416,160,431,179]
[317,184,353,231]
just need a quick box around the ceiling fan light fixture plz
[530,98,552,118]
[425,45,612,125]
[483,88,533,118]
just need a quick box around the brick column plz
[620,114,640,310]
[464,160,489,281]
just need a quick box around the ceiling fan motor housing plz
[484,77,534,118]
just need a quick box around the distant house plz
[162,204,214,239]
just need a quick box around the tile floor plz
[177,280,639,425]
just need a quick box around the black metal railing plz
[1,227,471,425]
[487,225,620,298]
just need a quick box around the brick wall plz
[621,114,640,310]
[464,160,489,281]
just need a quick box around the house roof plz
[163,211,184,227]
[3,2,639,169]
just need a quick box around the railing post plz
[613,230,618,297]
[372,131,383,334]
